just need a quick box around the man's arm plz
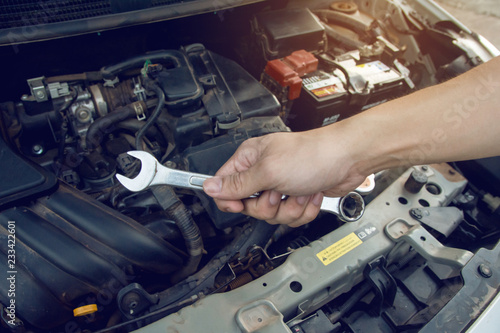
[203,56,500,227]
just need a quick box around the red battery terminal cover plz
[284,50,318,76]
[264,50,318,100]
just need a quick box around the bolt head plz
[478,264,493,278]
[32,144,44,155]
[410,208,423,219]
[77,108,92,122]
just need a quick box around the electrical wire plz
[317,54,352,93]
[91,296,199,333]
[56,87,78,169]
[135,83,165,151]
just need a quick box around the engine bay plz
[0,0,499,332]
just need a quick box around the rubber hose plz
[135,84,165,151]
[46,71,102,83]
[100,50,183,80]
[321,22,365,49]
[116,119,160,137]
[86,103,141,150]
[313,9,372,34]
[168,200,204,283]
[152,186,204,283]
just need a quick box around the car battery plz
[287,70,349,131]
[288,58,411,131]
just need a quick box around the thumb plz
[203,169,261,200]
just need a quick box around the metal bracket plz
[133,79,147,102]
[103,76,120,87]
[235,300,289,333]
[133,101,146,121]
[129,166,469,333]
[27,76,48,102]
[363,256,397,315]
[117,283,159,319]
[410,206,463,237]
[385,219,473,279]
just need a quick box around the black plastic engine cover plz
[457,156,500,197]
[0,183,184,330]
[157,45,281,151]
[182,116,289,229]
[253,8,326,59]
[0,132,57,208]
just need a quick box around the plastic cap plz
[73,304,98,317]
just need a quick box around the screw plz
[421,166,428,171]
[35,90,45,99]
[410,208,423,220]
[32,144,44,155]
[478,264,493,278]
[21,94,29,101]
[165,161,177,169]
[465,193,474,201]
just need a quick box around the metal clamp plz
[385,218,473,279]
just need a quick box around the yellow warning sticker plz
[316,232,363,266]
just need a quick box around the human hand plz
[204,56,500,227]
[202,129,368,227]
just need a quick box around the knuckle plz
[301,206,320,224]
[260,209,279,221]
[214,198,243,214]
[252,207,279,221]
[286,199,307,216]
[214,198,231,212]
[274,210,302,226]
[265,219,281,225]
[287,220,304,228]
[243,192,285,221]
[227,173,246,196]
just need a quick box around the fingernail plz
[312,193,323,206]
[203,177,222,195]
[269,190,282,206]
[296,196,308,205]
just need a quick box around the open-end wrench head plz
[115,151,158,192]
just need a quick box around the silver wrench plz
[116,151,365,222]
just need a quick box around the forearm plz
[325,56,500,176]
[204,57,500,226]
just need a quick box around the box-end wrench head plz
[321,192,365,222]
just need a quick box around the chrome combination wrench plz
[116,150,367,222]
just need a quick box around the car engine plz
[0,0,499,332]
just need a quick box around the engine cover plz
[0,183,184,329]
